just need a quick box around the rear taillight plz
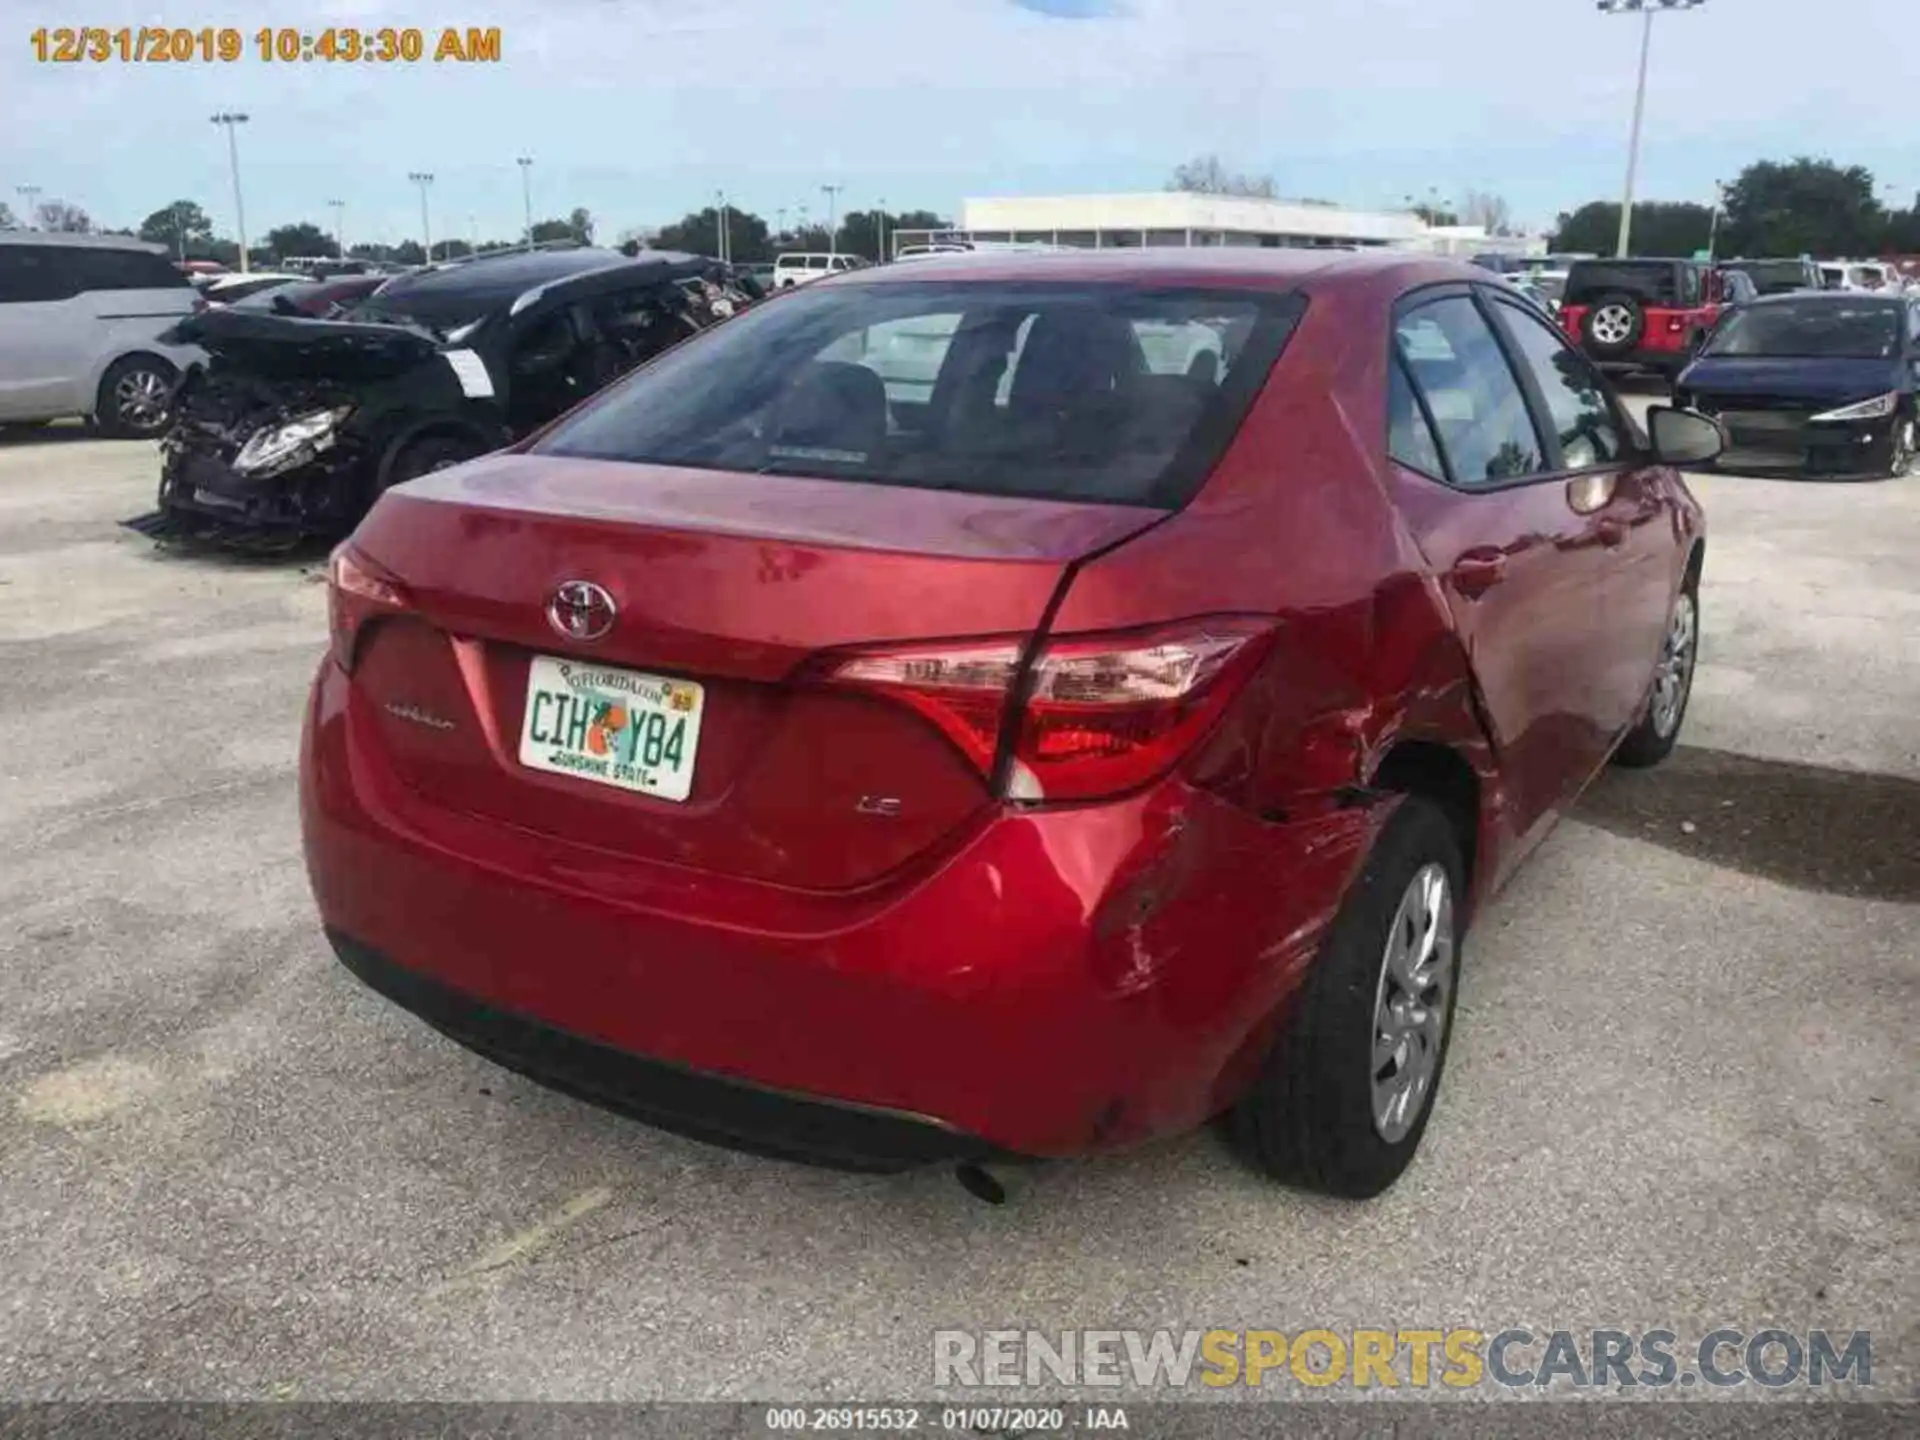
[815,618,1273,804]
[327,545,408,671]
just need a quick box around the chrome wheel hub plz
[1370,863,1454,1144]
[1591,305,1634,346]
[115,369,170,429]
[1650,591,1697,739]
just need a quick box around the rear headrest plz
[768,360,888,459]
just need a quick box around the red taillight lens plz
[326,544,408,671]
[1009,619,1272,801]
[816,640,1023,775]
[815,618,1272,804]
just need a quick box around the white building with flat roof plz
[894,192,1546,260]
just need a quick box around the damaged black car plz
[127,249,759,550]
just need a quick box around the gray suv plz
[0,232,205,438]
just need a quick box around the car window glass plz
[1678,266,1702,306]
[824,312,965,404]
[1394,296,1544,486]
[0,245,82,303]
[1133,319,1228,383]
[807,256,828,271]
[538,281,1304,508]
[68,248,189,292]
[1387,356,1445,478]
[1490,299,1623,468]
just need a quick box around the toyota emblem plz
[547,580,618,643]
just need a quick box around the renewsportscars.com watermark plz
[933,1328,1875,1391]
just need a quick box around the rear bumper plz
[327,928,1004,1171]
[1592,344,1691,378]
[300,657,1382,1163]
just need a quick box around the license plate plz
[517,655,704,802]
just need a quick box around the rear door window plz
[537,281,1306,507]
[1387,357,1446,479]
[69,248,191,292]
[1486,297,1625,468]
[1393,295,1545,487]
[0,245,82,303]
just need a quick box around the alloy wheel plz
[1650,591,1697,739]
[1369,863,1455,1144]
[1591,304,1635,347]
[114,368,171,432]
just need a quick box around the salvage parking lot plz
[0,417,1915,1399]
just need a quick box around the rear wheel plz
[95,355,177,439]
[1581,291,1646,359]
[1229,798,1464,1199]
[1614,582,1698,768]
[383,434,486,491]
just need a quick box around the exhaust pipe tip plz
[954,1162,1008,1205]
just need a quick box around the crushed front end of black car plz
[125,251,759,551]
[124,309,488,552]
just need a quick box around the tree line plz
[0,193,953,268]
[1555,158,1920,258]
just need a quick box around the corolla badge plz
[547,580,618,643]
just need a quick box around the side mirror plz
[1646,404,1724,467]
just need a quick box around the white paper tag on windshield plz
[442,348,495,399]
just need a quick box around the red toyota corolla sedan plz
[302,250,1717,1198]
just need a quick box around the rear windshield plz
[1703,300,1904,359]
[1725,261,1815,295]
[1565,262,1679,306]
[535,281,1305,508]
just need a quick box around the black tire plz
[1614,578,1699,769]
[382,433,486,492]
[1580,290,1646,359]
[95,355,178,439]
[1229,798,1465,1199]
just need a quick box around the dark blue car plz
[1675,292,1919,479]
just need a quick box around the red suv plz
[303,251,1714,1198]
[1560,258,1737,380]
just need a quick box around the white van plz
[0,232,205,437]
[772,252,867,289]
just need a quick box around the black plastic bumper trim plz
[326,928,1011,1174]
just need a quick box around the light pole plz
[409,171,434,262]
[1704,178,1725,262]
[821,184,843,257]
[714,189,730,266]
[15,184,42,228]
[876,196,887,263]
[776,206,788,241]
[326,198,346,260]
[517,156,534,250]
[1598,0,1705,259]
[210,112,250,271]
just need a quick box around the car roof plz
[366,248,706,323]
[0,230,170,253]
[1738,289,1907,309]
[834,246,1482,294]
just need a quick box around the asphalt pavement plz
[0,417,1913,1403]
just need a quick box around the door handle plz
[1449,549,1507,598]
[1598,519,1627,548]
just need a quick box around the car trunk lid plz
[344,452,1162,891]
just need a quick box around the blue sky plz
[3,0,1914,247]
